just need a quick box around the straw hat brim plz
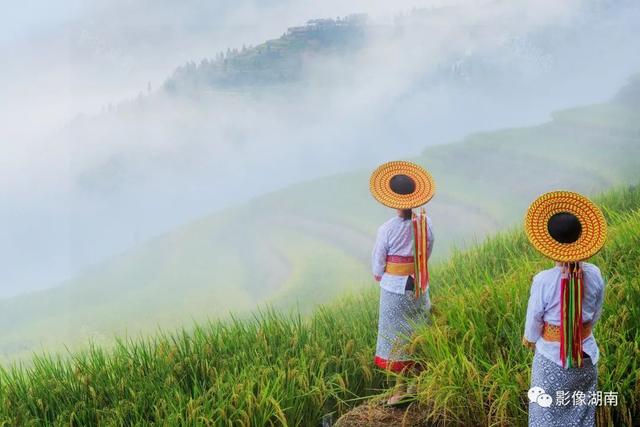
[369,161,435,209]
[525,191,607,262]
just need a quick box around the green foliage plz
[0,184,638,425]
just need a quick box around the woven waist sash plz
[385,255,415,276]
[542,322,592,342]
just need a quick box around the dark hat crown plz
[547,212,582,244]
[389,174,416,195]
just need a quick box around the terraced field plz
[0,78,639,362]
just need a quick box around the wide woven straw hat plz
[524,191,607,262]
[369,161,435,209]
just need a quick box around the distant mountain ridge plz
[160,10,557,95]
[164,14,368,93]
[159,4,640,97]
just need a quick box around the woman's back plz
[376,216,415,257]
[533,263,604,325]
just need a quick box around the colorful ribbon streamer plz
[411,208,429,299]
[560,263,584,368]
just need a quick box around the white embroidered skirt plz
[529,351,597,427]
[374,286,429,372]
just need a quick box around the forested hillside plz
[164,15,368,93]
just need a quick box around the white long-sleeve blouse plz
[523,262,605,367]
[371,215,434,295]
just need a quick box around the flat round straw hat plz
[369,161,435,209]
[525,191,607,262]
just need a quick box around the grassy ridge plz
[1,185,638,425]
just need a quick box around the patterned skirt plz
[529,351,597,427]
[375,286,429,372]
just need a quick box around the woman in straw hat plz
[369,160,435,406]
[523,191,607,427]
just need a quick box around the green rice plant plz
[0,184,638,426]
[0,293,386,426]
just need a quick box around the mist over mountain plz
[1,0,640,297]
[1,73,639,360]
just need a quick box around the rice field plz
[0,184,638,426]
